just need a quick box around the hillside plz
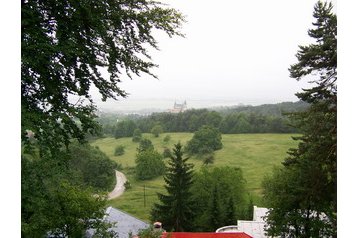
[91,133,299,221]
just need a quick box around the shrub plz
[162,147,172,158]
[68,143,118,191]
[135,150,165,180]
[163,135,171,143]
[151,125,163,137]
[114,145,125,156]
[137,138,154,153]
[132,128,142,142]
[186,125,223,155]
[124,180,131,189]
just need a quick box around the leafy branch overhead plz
[21,1,185,237]
[21,0,185,150]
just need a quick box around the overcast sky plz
[94,0,337,109]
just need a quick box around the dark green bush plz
[114,145,125,156]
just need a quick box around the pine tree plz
[151,143,195,231]
[225,195,237,225]
[263,1,337,237]
[208,185,223,231]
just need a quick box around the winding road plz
[108,170,127,200]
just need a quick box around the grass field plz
[91,133,299,221]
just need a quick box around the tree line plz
[99,101,308,139]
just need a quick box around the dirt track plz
[108,170,127,200]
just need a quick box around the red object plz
[161,232,253,238]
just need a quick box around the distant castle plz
[169,101,187,113]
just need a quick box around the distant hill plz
[212,101,309,116]
[95,101,310,137]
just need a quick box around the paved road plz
[108,170,127,200]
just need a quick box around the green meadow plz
[91,133,299,221]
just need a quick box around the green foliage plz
[163,135,171,143]
[190,167,249,231]
[186,125,222,155]
[68,143,119,191]
[208,185,223,229]
[114,145,125,156]
[151,125,164,137]
[263,1,337,237]
[197,145,214,156]
[22,0,184,152]
[92,221,119,238]
[217,101,309,116]
[91,133,299,221]
[137,138,155,153]
[135,150,165,180]
[132,128,143,142]
[202,152,215,166]
[124,180,132,190]
[22,0,184,236]
[106,103,307,135]
[137,226,163,238]
[96,102,309,138]
[115,120,138,139]
[219,113,251,133]
[162,147,172,158]
[21,154,110,237]
[151,143,195,231]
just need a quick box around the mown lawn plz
[91,133,299,221]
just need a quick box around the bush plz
[197,145,214,156]
[137,138,154,153]
[162,147,172,158]
[124,180,131,189]
[191,167,249,231]
[135,150,165,180]
[132,128,142,142]
[68,143,118,191]
[114,145,125,156]
[151,125,163,137]
[186,125,223,155]
[163,134,171,143]
[137,226,163,238]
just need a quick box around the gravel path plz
[108,170,127,200]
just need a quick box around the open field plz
[91,133,299,221]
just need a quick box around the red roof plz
[161,232,253,238]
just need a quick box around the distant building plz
[169,101,187,113]
[216,206,270,238]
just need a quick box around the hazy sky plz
[91,0,337,109]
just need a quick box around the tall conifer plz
[151,143,195,231]
[263,1,337,237]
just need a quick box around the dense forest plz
[97,101,308,138]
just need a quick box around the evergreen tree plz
[263,1,337,237]
[151,143,195,231]
[190,167,248,231]
[208,185,223,230]
[225,195,237,225]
